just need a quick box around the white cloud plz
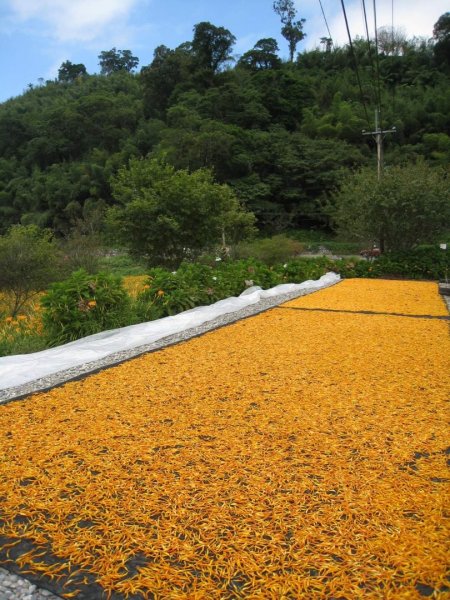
[302,0,449,49]
[7,0,146,43]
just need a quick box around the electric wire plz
[360,0,380,111]
[391,0,396,116]
[372,0,383,129]
[391,0,394,46]
[318,0,333,48]
[339,0,371,127]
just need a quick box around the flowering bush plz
[135,260,282,321]
[0,312,45,356]
[41,269,132,345]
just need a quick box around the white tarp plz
[0,272,340,391]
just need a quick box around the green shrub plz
[0,314,46,357]
[135,267,202,321]
[333,246,449,280]
[376,246,450,280]
[0,224,62,317]
[321,241,363,255]
[274,257,336,282]
[41,269,132,345]
[59,232,103,275]
[234,235,304,265]
[135,259,284,321]
[98,252,148,276]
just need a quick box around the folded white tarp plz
[0,272,340,391]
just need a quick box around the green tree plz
[433,12,450,69]
[330,161,450,251]
[98,48,139,74]
[192,22,236,73]
[57,60,87,82]
[106,158,255,267]
[141,43,195,117]
[0,225,61,316]
[238,38,281,70]
[273,0,306,62]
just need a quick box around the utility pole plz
[361,108,396,252]
[362,108,396,180]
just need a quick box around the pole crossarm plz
[362,109,396,182]
[362,127,396,137]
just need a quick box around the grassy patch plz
[98,252,148,277]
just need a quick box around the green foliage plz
[98,48,139,74]
[433,12,450,69]
[233,234,304,265]
[107,158,256,267]
[58,61,87,82]
[0,315,46,357]
[41,269,132,346]
[0,225,61,317]
[273,0,306,62]
[192,22,236,73]
[59,233,102,275]
[98,253,148,277]
[375,246,450,280]
[330,161,450,252]
[1,19,450,239]
[238,38,281,70]
[276,257,337,282]
[135,259,282,321]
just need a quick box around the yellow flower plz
[17,315,27,321]
[87,300,97,308]
[157,290,164,297]
[5,316,13,323]
[143,285,150,290]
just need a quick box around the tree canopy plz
[98,48,139,75]
[329,161,450,252]
[273,0,306,62]
[0,225,61,316]
[0,13,449,244]
[106,158,255,266]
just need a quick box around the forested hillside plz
[0,14,449,236]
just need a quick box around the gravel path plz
[0,568,61,600]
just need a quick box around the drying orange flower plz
[0,279,448,599]
[157,289,165,297]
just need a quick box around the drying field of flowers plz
[0,279,449,599]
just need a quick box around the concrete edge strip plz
[276,306,450,320]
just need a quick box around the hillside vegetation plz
[0,13,449,239]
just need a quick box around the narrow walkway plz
[276,305,450,320]
[0,279,449,599]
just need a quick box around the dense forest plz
[0,11,449,237]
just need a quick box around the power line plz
[318,0,333,47]
[372,0,383,129]
[340,0,371,127]
[391,0,396,115]
[391,0,394,42]
[360,0,380,109]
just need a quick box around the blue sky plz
[0,0,447,103]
